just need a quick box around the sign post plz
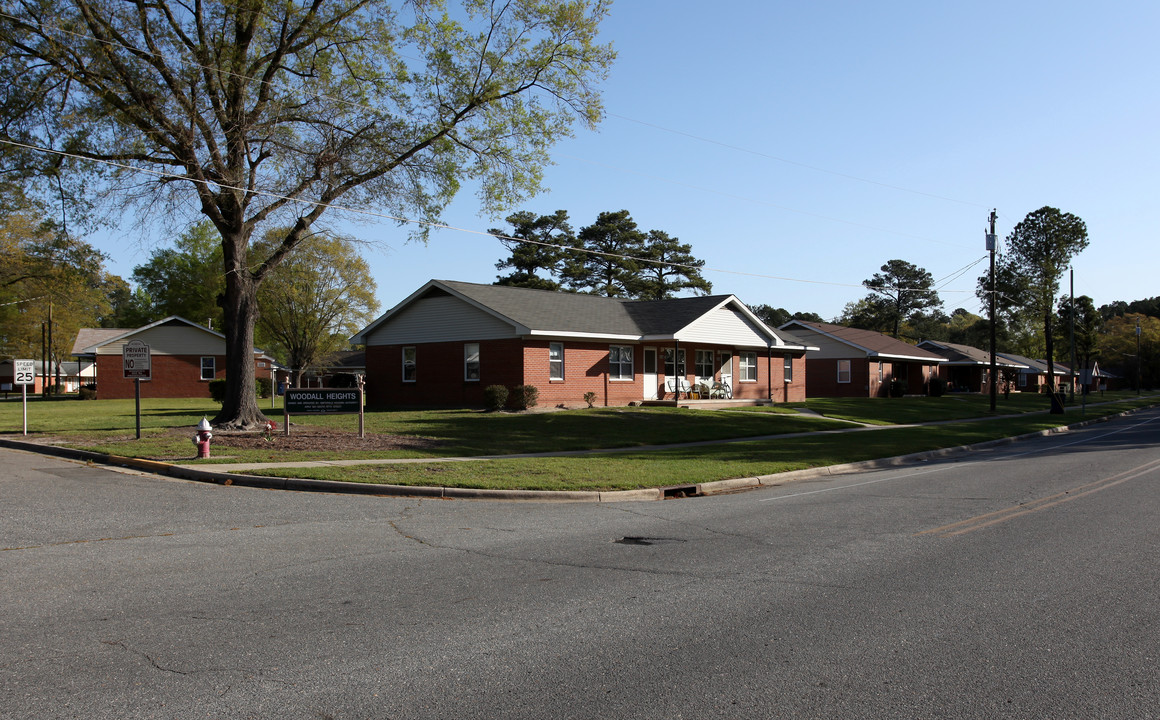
[123,340,151,439]
[14,359,35,435]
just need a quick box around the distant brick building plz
[72,316,282,399]
[778,320,944,398]
[918,340,1027,394]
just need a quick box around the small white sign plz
[13,359,35,386]
[123,340,152,380]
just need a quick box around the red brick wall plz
[97,354,225,399]
[366,340,810,408]
[805,357,873,397]
[365,339,525,407]
[763,353,807,403]
[95,354,274,399]
[523,341,637,407]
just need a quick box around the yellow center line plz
[916,457,1160,538]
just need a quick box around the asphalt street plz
[3,408,1159,719]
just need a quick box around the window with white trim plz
[464,343,480,381]
[402,346,416,382]
[664,348,686,377]
[549,342,564,381]
[695,350,714,379]
[200,356,215,380]
[609,345,633,381]
[739,352,757,382]
[783,354,793,383]
[837,359,852,383]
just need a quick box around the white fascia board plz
[867,352,947,363]
[674,295,785,345]
[660,335,818,352]
[350,280,442,344]
[528,330,642,342]
[670,295,738,336]
[350,279,525,343]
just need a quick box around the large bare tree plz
[0,0,613,427]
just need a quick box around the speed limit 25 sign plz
[13,359,35,386]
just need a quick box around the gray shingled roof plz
[392,280,811,346]
[919,340,1026,367]
[996,353,1054,374]
[438,281,643,335]
[72,328,132,355]
[783,321,945,361]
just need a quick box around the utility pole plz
[40,322,46,398]
[49,301,56,395]
[1137,318,1143,396]
[987,209,998,412]
[1069,268,1077,403]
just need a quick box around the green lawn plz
[1,396,852,461]
[789,392,1076,425]
[249,396,1158,490]
[2,391,1154,491]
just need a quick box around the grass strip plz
[8,402,853,462]
[239,399,1157,492]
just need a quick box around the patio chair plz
[711,381,731,399]
[665,377,693,399]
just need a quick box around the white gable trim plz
[79,316,222,353]
[673,296,814,350]
[351,280,528,344]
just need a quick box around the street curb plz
[2,402,1154,502]
[0,437,665,502]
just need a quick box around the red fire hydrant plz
[193,417,213,459]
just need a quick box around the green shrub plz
[210,377,272,402]
[583,391,597,408]
[928,377,946,397]
[208,378,227,403]
[78,386,97,400]
[512,384,539,410]
[483,384,509,411]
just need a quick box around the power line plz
[608,113,992,210]
[3,137,982,295]
[2,6,994,244]
[556,152,975,249]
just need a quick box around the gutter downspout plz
[767,346,773,402]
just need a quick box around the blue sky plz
[97,1,1159,323]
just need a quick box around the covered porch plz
[639,397,775,410]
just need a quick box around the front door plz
[718,352,733,397]
[643,347,658,400]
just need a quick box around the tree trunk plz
[211,232,268,429]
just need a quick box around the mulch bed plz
[184,426,444,453]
